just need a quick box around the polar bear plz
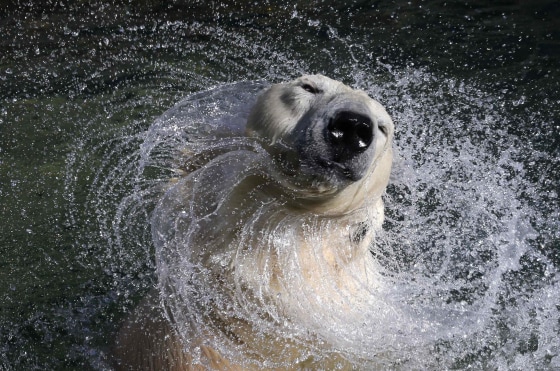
[113,75,394,370]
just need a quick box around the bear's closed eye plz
[301,83,319,94]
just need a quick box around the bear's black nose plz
[326,111,374,161]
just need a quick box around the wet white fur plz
[114,75,395,370]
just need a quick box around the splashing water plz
[2,2,558,368]
[141,81,399,368]
[95,69,558,369]
[373,69,559,369]
[57,59,558,371]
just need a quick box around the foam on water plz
[116,69,559,369]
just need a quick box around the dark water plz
[1,1,558,369]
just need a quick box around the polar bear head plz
[246,74,394,214]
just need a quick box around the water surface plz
[1,1,558,369]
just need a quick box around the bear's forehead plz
[297,74,348,90]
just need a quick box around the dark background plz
[1,1,558,369]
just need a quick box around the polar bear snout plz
[327,111,374,161]
[246,74,393,192]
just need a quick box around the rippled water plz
[1,1,558,369]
